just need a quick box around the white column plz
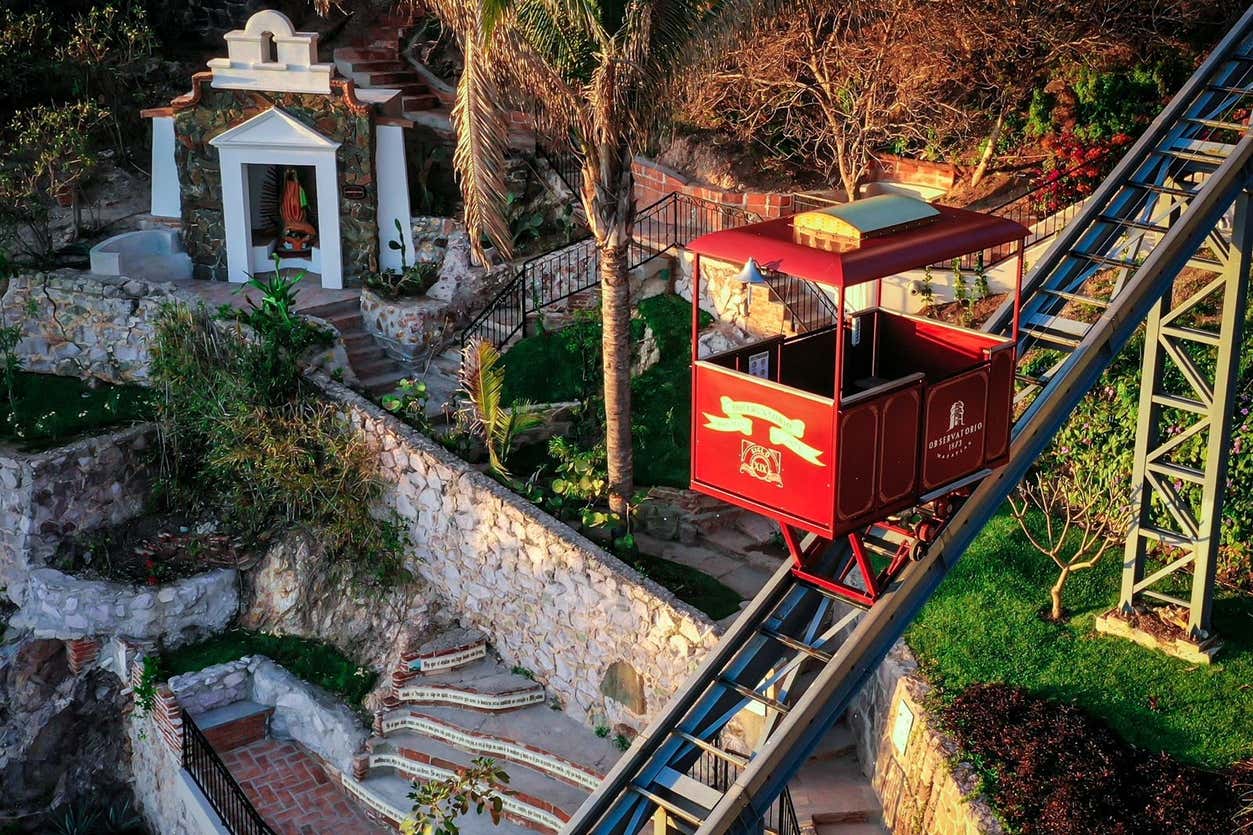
[314,152,343,289]
[375,124,414,273]
[218,149,251,283]
[150,116,181,218]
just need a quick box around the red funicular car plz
[687,195,1027,606]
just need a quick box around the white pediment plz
[209,107,341,151]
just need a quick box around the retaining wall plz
[0,423,157,599]
[314,375,720,732]
[12,567,238,647]
[847,641,1004,835]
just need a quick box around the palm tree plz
[398,0,762,515]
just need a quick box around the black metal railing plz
[685,736,801,835]
[462,191,760,348]
[183,714,276,835]
[760,269,838,332]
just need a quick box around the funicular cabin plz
[687,195,1027,604]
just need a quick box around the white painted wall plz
[150,117,181,218]
[375,124,415,272]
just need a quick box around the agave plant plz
[458,338,541,477]
[238,253,305,331]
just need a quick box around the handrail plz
[182,713,276,835]
[461,191,760,349]
[758,269,838,332]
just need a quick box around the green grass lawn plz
[503,294,710,489]
[0,372,154,450]
[159,628,376,708]
[907,508,1253,768]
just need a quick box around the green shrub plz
[151,304,407,587]
[364,262,441,300]
[160,628,377,708]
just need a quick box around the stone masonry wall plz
[169,655,369,773]
[0,423,157,599]
[847,641,1004,835]
[1,272,178,384]
[11,567,239,647]
[314,375,721,733]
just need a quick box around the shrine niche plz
[141,9,416,289]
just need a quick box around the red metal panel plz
[921,368,990,490]
[877,385,922,504]
[686,205,1029,289]
[691,362,835,533]
[835,404,879,524]
[984,348,1015,462]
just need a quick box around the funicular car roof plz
[687,203,1029,289]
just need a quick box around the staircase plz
[301,298,409,396]
[332,16,444,122]
[345,628,623,834]
[790,721,887,835]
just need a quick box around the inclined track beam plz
[564,10,1253,835]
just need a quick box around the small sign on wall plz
[343,184,367,200]
[891,700,915,756]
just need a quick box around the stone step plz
[342,331,377,350]
[299,298,360,319]
[352,356,399,379]
[380,705,620,789]
[367,731,588,829]
[195,700,272,752]
[344,771,534,835]
[404,626,488,673]
[361,367,411,396]
[397,658,545,712]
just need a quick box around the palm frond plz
[452,26,514,262]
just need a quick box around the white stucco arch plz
[210,108,344,288]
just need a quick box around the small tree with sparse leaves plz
[1008,464,1134,621]
[403,758,512,835]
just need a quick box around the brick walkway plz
[219,739,389,834]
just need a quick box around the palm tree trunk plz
[601,240,633,516]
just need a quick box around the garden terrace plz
[0,372,154,451]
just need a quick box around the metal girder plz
[1119,189,1253,638]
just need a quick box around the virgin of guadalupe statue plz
[279,168,317,253]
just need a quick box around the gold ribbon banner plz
[703,396,826,467]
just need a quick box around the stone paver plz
[220,739,388,835]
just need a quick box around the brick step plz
[815,824,890,835]
[366,732,588,831]
[403,94,441,111]
[195,701,272,753]
[379,706,620,789]
[395,658,546,712]
[347,59,407,73]
[344,772,533,835]
[298,298,359,319]
[332,47,394,62]
[364,70,418,87]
